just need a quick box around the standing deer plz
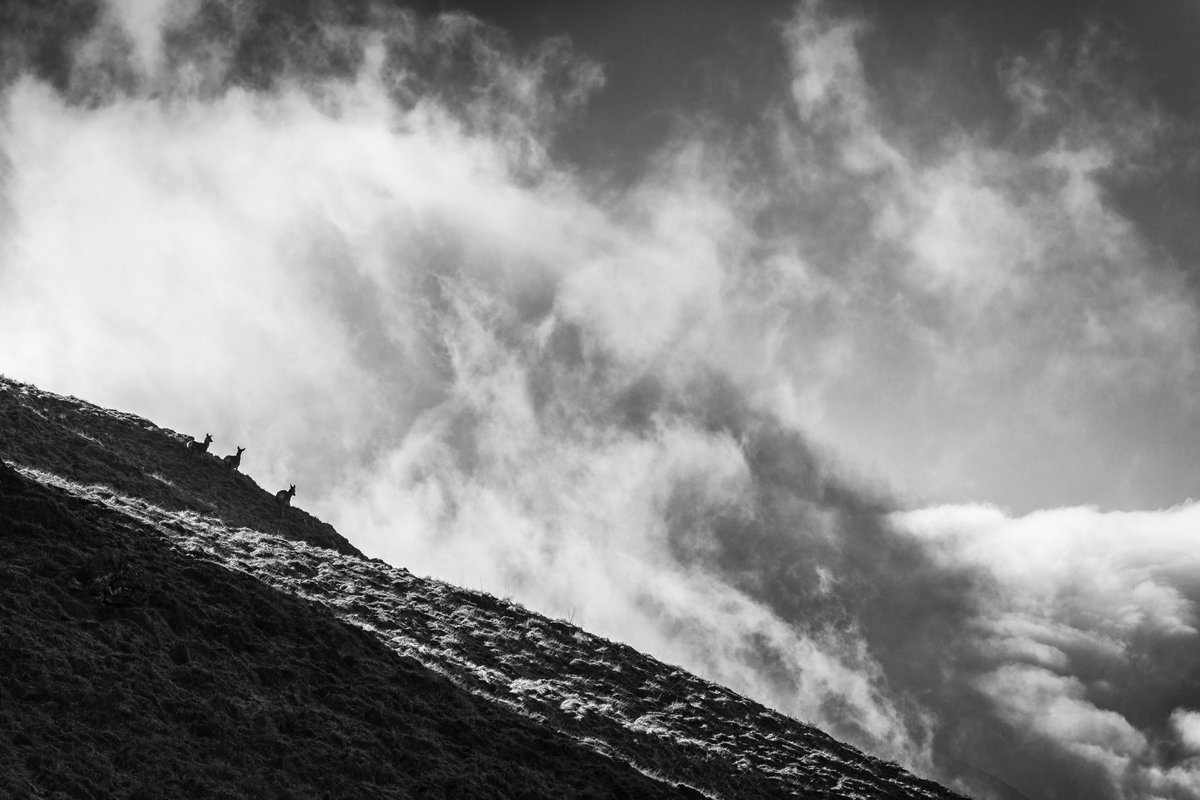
[186,433,213,457]
[275,484,296,519]
[223,446,245,471]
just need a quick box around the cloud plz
[94,0,201,77]
[4,2,1200,799]
[898,502,1200,798]
[764,6,1200,513]
[1172,710,1200,757]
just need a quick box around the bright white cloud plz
[1173,710,1200,757]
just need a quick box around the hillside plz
[0,376,968,799]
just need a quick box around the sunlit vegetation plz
[0,377,962,799]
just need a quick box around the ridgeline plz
[0,376,967,799]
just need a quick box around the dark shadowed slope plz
[0,463,697,799]
[0,376,968,799]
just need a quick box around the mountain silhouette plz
[0,375,967,799]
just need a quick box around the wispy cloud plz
[765,4,1200,512]
[3,2,1200,798]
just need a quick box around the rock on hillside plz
[0,376,969,799]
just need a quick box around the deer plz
[275,484,296,519]
[186,433,213,457]
[223,446,245,472]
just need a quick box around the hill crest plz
[0,375,967,799]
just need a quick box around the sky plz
[3,1,1200,798]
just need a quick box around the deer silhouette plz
[223,446,245,471]
[275,484,296,519]
[186,433,213,457]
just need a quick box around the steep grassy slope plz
[0,377,968,799]
[0,462,701,799]
[0,380,356,557]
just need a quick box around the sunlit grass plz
[0,374,961,800]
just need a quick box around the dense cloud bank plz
[3,2,1200,798]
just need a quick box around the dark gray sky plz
[438,1,1200,162]
[442,0,1200,276]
